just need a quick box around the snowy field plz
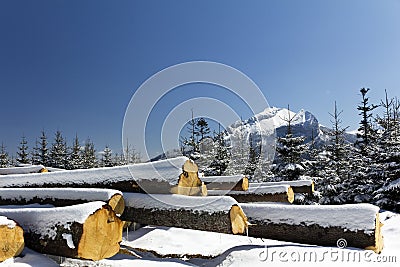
[1,210,398,267]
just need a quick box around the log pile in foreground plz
[250,178,314,194]
[0,188,125,215]
[208,184,294,203]
[241,203,383,253]
[201,175,249,191]
[0,216,24,262]
[0,202,123,260]
[0,157,188,194]
[121,193,248,234]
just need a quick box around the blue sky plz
[1,0,399,159]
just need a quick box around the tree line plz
[0,131,141,169]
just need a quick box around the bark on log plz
[249,178,314,194]
[0,202,123,260]
[241,203,383,253]
[201,175,249,191]
[208,185,294,203]
[0,216,24,262]
[0,188,125,215]
[0,157,188,194]
[121,193,248,235]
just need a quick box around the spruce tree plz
[50,130,67,169]
[274,106,307,180]
[16,135,30,164]
[31,138,41,165]
[101,145,113,167]
[82,139,97,169]
[356,88,379,154]
[0,142,10,168]
[195,118,211,141]
[67,134,82,169]
[38,130,49,166]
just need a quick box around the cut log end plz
[365,214,384,253]
[0,223,24,262]
[107,193,125,215]
[229,204,248,235]
[287,186,294,203]
[182,160,198,173]
[242,177,249,191]
[78,205,123,261]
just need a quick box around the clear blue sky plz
[1,0,399,158]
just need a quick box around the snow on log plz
[201,175,249,191]
[241,203,383,253]
[0,157,188,194]
[249,178,314,194]
[0,202,123,260]
[0,165,47,175]
[208,185,294,203]
[121,193,248,235]
[0,216,24,262]
[0,188,125,215]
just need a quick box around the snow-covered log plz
[0,165,47,175]
[0,157,188,194]
[0,188,125,215]
[121,193,248,235]
[249,178,314,194]
[201,175,249,191]
[0,216,24,262]
[208,185,294,203]
[0,202,123,260]
[241,203,383,253]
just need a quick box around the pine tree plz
[38,130,49,166]
[274,106,307,180]
[356,88,379,154]
[195,118,211,141]
[0,142,10,168]
[67,134,82,169]
[224,119,250,175]
[101,145,113,167]
[31,138,41,165]
[82,139,97,169]
[16,135,30,164]
[50,130,67,169]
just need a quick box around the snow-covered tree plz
[0,142,10,168]
[38,130,49,166]
[224,120,250,176]
[274,107,307,180]
[67,134,83,170]
[31,138,41,165]
[16,135,29,164]
[50,130,67,169]
[82,139,97,169]
[100,145,113,167]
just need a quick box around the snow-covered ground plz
[1,210,398,267]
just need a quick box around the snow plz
[124,193,238,213]
[208,185,289,196]
[241,203,379,233]
[0,215,16,228]
[250,178,314,188]
[2,211,399,267]
[201,175,244,183]
[0,188,122,203]
[0,157,188,187]
[0,201,105,239]
[62,233,75,249]
[0,165,45,175]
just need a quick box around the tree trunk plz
[0,157,188,194]
[208,185,294,203]
[0,217,24,262]
[0,202,123,260]
[201,175,249,191]
[241,203,383,253]
[121,193,248,234]
[0,188,125,215]
[250,178,314,194]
